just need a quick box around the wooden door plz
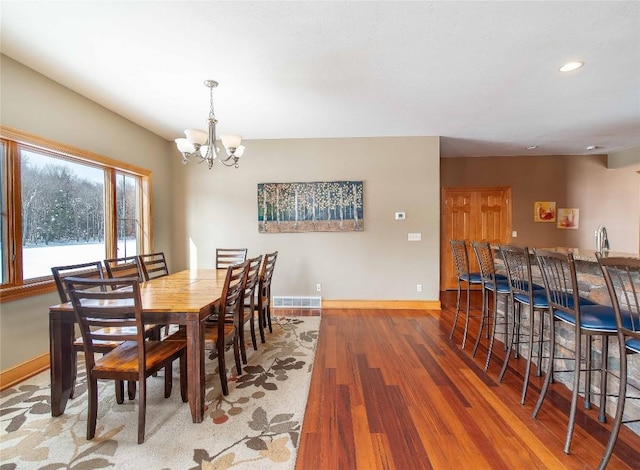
[441,187,512,290]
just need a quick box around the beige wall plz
[0,55,175,369]
[172,137,442,301]
[441,154,639,253]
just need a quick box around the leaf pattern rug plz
[1,316,320,470]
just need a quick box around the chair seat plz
[520,281,545,291]
[554,304,634,333]
[74,325,160,352]
[168,323,236,350]
[514,291,550,308]
[204,314,232,325]
[93,339,185,375]
[484,280,511,294]
[495,274,509,282]
[627,337,640,353]
[460,272,483,283]
[516,291,596,309]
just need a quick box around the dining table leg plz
[49,314,75,416]
[186,318,205,423]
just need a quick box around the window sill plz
[0,281,57,303]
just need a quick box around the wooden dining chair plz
[216,248,248,269]
[169,260,250,396]
[240,255,263,362]
[596,255,640,470]
[64,276,187,444]
[204,256,261,365]
[51,260,146,402]
[138,252,169,281]
[51,261,107,399]
[256,251,278,338]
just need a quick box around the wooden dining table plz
[48,268,227,423]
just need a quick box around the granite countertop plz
[540,247,640,262]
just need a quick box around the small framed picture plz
[557,208,579,229]
[534,201,556,222]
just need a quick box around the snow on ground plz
[23,240,136,279]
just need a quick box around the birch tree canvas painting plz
[257,181,364,233]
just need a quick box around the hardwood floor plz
[291,292,640,469]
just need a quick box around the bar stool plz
[497,245,547,404]
[471,241,511,371]
[532,249,629,454]
[449,240,483,349]
[596,254,640,470]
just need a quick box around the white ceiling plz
[2,1,639,157]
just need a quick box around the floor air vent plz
[272,296,322,308]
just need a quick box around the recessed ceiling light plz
[586,145,599,151]
[559,61,584,72]
[526,145,538,150]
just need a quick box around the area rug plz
[0,316,320,470]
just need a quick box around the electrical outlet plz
[316,283,322,292]
[416,284,423,292]
[408,233,422,241]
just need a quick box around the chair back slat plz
[244,255,263,309]
[533,249,580,319]
[499,245,533,296]
[597,255,640,338]
[139,252,169,281]
[258,251,278,299]
[51,261,105,303]
[104,256,144,282]
[218,261,250,335]
[450,240,471,279]
[220,261,249,315]
[471,241,497,284]
[216,248,248,269]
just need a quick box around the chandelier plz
[174,80,245,170]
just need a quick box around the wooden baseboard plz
[0,353,49,391]
[321,299,441,310]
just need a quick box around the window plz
[0,127,152,302]
[0,141,7,285]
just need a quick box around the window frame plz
[0,125,154,303]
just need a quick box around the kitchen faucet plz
[595,225,610,253]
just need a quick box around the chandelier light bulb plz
[558,61,584,73]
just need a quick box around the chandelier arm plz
[181,150,201,161]
[218,156,239,168]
